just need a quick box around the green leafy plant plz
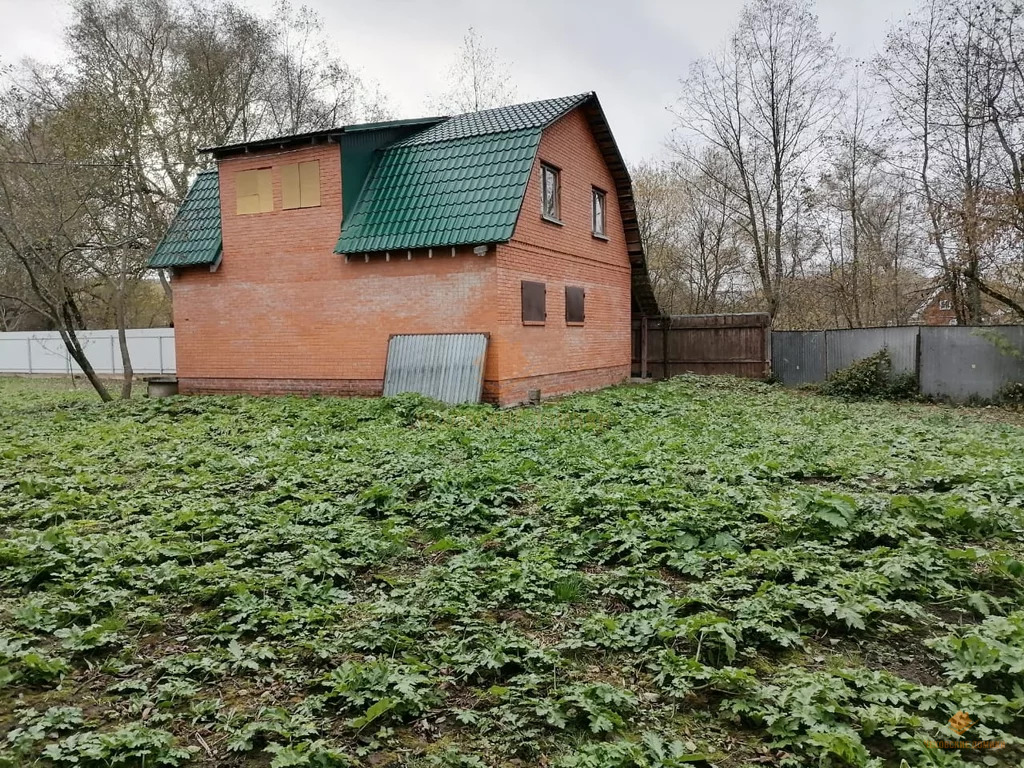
[927,611,1024,692]
[2,375,1024,765]
[820,349,918,400]
[323,659,441,724]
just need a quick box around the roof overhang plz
[575,94,660,317]
[199,117,447,159]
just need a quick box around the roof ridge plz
[389,93,594,149]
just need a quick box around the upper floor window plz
[938,299,952,311]
[541,163,561,222]
[236,168,273,214]
[282,160,321,209]
[592,188,606,237]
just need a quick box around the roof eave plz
[335,238,509,256]
[198,117,447,158]
[572,95,660,317]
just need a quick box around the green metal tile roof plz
[148,170,221,268]
[392,93,590,147]
[335,94,591,254]
[335,128,541,253]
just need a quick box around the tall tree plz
[634,156,745,314]
[0,0,389,399]
[877,0,1024,324]
[429,27,518,114]
[674,0,844,321]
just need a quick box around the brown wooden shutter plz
[521,280,546,323]
[565,286,585,323]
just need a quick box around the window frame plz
[591,187,607,238]
[521,280,547,325]
[938,299,952,311]
[565,286,585,325]
[540,163,562,224]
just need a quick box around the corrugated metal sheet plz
[772,331,826,386]
[825,327,919,377]
[383,333,488,404]
[920,326,1024,401]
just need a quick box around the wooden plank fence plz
[631,313,771,380]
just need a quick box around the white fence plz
[0,328,175,375]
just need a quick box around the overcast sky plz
[0,0,919,162]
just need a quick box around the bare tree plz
[0,0,390,399]
[634,156,745,314]
[0,90,118,399]
[429,27,518,114]
[805,72,929,328]
[674,0,845,322]
[877,0,1024,324]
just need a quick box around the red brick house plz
[909,288,959,326]
[150,93,659,405]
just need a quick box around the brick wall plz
[920,291,959,326]
[491,107,632,405]
[172,143,498,395]
[173,108,633,404]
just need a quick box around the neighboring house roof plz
[148,169,221,269]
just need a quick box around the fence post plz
[663,318,669,381]
[26,338,33,374]
[915,327,922,391]
[640,317,648,380]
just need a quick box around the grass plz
[1,375,1023,767]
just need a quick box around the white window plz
[541,164,560,221]
[592,188,606,237]
[939,299,952,311]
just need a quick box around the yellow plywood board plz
[281,163,301,210]
[236,168,272,214]
[299,161,320,208]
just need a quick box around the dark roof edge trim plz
[571,95,660,317]
[200,117,447,157]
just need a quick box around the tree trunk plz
[58,322,112,402]
[115,296,133,399]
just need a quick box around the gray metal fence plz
[825,327,918,377]
[919,326,1024,401]
[0,328,175,375]
[772,331,825,386]
[772,325,1024,401]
